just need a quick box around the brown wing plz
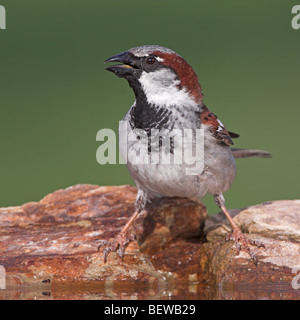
[199,105,234,146]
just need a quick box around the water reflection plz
[0,282,299,300]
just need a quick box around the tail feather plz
[231,148,271,159]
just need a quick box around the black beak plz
[104,51,136,77]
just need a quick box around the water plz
[1,282,299,300]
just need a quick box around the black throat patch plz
[129,101,171,133]
[129,96,174,154]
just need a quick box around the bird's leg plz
[98,193,146,263]
[214,194,265,265]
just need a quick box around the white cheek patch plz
[138,69,197,108]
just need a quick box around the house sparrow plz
[101,45,270,264]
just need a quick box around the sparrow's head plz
[105,45,203,107]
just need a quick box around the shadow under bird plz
[101,45,271,264]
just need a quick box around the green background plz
[0,0,299,214]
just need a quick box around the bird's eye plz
[146,57,156,65]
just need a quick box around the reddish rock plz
[0,184,299,292]
[0,184,207,286]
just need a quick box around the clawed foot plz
[98,232,136,263]
[225,228,265,265]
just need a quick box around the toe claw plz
[226,229,265,264]
[126,233,136,242]
[117,246,125,260]
[249,239,265,248]
[225,233,231,242]
[97,240,108,251]
[235,241,241,255]
[251,252,258,266]
[98,232,136,262]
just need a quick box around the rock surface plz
[0,184,299,290]
[204,200,300,285]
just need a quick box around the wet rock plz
[0,185,299,288]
